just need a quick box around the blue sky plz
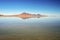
[0,0,60,15]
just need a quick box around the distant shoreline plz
[0,12,48,19]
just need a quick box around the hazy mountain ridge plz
[0,12,48,19]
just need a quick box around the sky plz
[0,0,60,15]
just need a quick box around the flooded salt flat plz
[0,17,60,40]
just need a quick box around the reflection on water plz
[0,17,60,40]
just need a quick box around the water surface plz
[0,17,60,40]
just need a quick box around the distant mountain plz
[0,14,3,16]
[17,12,47,19]
[17,12,32,19]
[0,12,48,19]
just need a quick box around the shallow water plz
[0,17,60,40]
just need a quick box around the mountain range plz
[0,12,48,19]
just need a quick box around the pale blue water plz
[0,17,60,40]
